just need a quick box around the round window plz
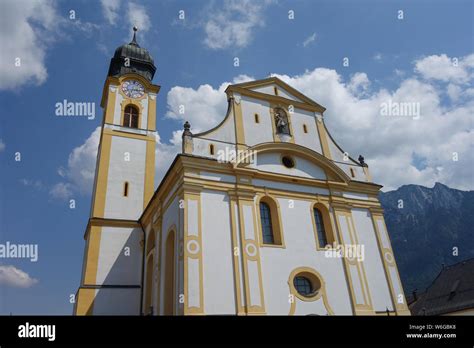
[282,156,295,168]
[292,272,321,298]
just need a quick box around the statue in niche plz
[274,108,290,135]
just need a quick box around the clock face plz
[122,80,145,98]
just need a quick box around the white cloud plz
[415,53,474,84]
[50,127,100,200]
[302,32,317,47]
[0,0,57,90]
[165,74,253,132]
[19,179,43,190]
[0,265,38,288]
[0,139,5,152]
[127,2,151,32]
[203,0,274,50]
[0,0,100,91]
[101,0,121,25]
[373,53,382,61]
[49,182,74,200]
[348,72,370,96]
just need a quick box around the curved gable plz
[237,142,351,183]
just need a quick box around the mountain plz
[379,182,474,297]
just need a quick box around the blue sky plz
[0,0,473,314]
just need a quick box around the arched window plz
[274,107,290,135]
[164,230,175,315]
[144,253,154,315]
[260,202,274,244]
[254,113,260,123]
[258,197,284,246]
[123,105,139,128]
[303,124,308,133]
[313,208,328,247]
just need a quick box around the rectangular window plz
[123,182,129,197]
[260,202,275,244]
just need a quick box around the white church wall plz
[92,288,141,315]
[240,95,274,146]
[250,152,327,180]
[192,137,236,161]
[199,111,236,143]
[113,86,122,125]
[259,198,352,315]
[253,178,329,196]
[199,171,236,183]
[351,208,393,311]
[290,108,323,154]
[104,136,146,220]
[140,95,149,129]
[95,226,143,286]
[200,190,236,314]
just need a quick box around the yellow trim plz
[75,288,95,315]
[332,208,375,315]
[232,95,246,150]
[143,139,155,209]
[102,128,156,142]
[144,250,155,313]
[228,194,245,314]
[370,211,410,315]
[226,85,325,113]
[316,116,332,160]
[183,191,205,315]
[92,133,112,217]
[104,86,117,124]
[236,194,266,314]
[83,225,102,285]
[288,267,334,315]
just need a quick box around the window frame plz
[122,104,140,129]
[257,196,285,248]
[289,268,324,302]
[311,202,337,250]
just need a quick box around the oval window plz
[282,156,295,168]
[292,272,321,298]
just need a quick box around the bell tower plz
[75,27,159,315]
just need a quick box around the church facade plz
[74,30,410,316]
